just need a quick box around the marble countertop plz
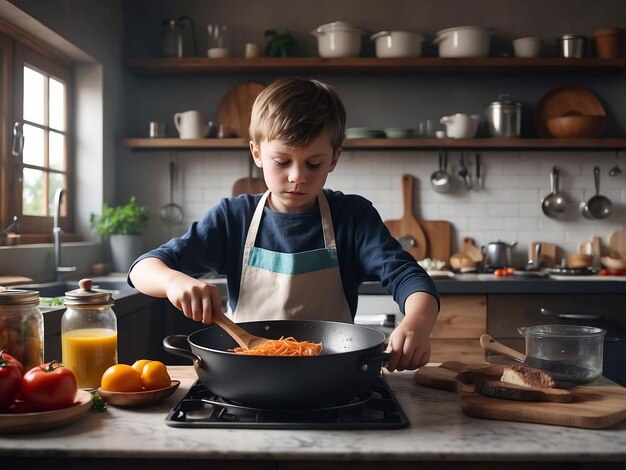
[1,366,625,464]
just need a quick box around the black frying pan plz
[163,320,388,409]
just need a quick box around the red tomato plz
[0,350,24,412]
[21,361,78,412]
[506,267,515,275]
[494,269,505,277]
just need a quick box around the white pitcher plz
[440,113,480,139]
[173,110,208,139]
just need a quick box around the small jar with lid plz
[0,289,44,371]
[61,278,118,389]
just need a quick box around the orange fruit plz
[131,359,152,375]
[100,364,142,392]
[140,360,171,390]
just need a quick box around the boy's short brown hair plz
[249,78,346,152]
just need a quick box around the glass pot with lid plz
[517,324,606,384]
[0,289,43,370]
[485,93,522,137]
[61,278,118,389]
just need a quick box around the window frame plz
[0,22,73,244]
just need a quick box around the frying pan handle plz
[163,335,203,367]
[358,353,391,372]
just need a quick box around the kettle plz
[481,240,517,269]
[440,113,480,139]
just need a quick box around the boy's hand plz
[386,316,432,372]
[166,273,223,324]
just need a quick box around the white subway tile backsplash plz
[132,150,625,263]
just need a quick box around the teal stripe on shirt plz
[248,246,339,275]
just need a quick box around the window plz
[0,28,72,242]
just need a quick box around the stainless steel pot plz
[485,94,521,138]
[482,240,517,269]
[557,34,587,58]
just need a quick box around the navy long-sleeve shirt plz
[129,189,438,318]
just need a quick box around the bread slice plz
[500,364,556,389]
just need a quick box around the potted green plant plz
[264,29,296,57]
[90,197,149,273]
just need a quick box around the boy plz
[129,78,439,371]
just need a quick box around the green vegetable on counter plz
[91,391,107,412]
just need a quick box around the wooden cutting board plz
[608,229,626,259]
[414,361,626,429]
[419,220,451,263]
[217,82,265,138]
[384,174,428,261]
[461,237,483,263]
[232,157,267,196]
[528,241,557,268]
[0,275,34,287]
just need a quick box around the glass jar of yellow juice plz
[62,278,117,389]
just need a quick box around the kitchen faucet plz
[53,188,76,281]
[0,216,19,244]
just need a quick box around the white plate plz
[427,270,455,279]
[0,389,92,434]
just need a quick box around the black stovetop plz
[165,376,409,430]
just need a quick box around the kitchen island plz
[1,366,625,469]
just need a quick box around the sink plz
[14,278,135,298]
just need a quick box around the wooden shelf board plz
[126,57,626,75]
[121,137,626,151]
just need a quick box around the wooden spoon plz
[479,334,526,362]
[212,310,268,350]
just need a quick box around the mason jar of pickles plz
[0,289,44,371]
[62,278,118,389]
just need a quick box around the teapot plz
[481,240,518,269]
[173,110,210,139]
[440,113,480,138]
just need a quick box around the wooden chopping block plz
[384,174,428,261]
[608,229,626,259]
[528,241,557,268]
[419,220,451,263]
[232,157,267,196]
[0,275,34,287]
[217,82,265,138]
[461,237,483,263]
[414,362,626,429]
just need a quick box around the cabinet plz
[431,294,487,363]
[123,56,626,152]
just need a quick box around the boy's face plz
[250,133,340,213]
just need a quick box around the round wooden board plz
[534,86,605,137]
[217,82,266,138]
[0,389,92,434]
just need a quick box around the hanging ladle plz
[581,166,612,220]
[160,160,184,224]
[430,150,451,193]
[541,166,567,218]
[609,151,622,177]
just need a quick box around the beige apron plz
[234,190,352,323]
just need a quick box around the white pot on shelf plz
[311,21,364,58]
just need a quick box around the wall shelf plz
[121,137,626,151]
[126,57,626,76]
